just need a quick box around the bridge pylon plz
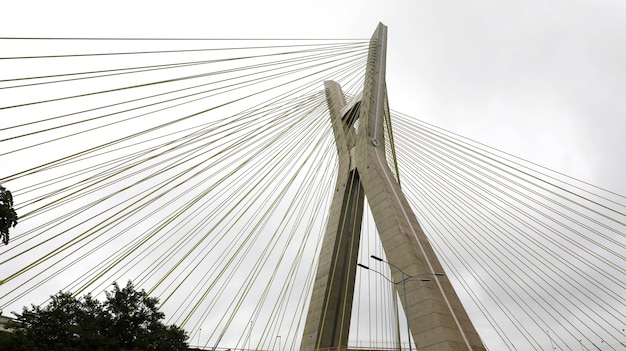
[300,23,486,351]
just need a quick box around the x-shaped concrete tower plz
[300,23,486,351]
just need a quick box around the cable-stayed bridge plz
[0,25,624,350]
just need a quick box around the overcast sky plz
[4,0,625,193]
[2,1,625,350]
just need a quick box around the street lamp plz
[359,255,445,351]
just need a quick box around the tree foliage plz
[0,185,18,245]
[0,281,188,350]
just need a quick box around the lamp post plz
[358,255,445,351]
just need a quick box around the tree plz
[0,185,18,245]
[0,281,188,351]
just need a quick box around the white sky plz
[2,1,626,350]
[5,0,625,194]
[0,0,626,193]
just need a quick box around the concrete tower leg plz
[354,23,485,351]
[300,81,365,351]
